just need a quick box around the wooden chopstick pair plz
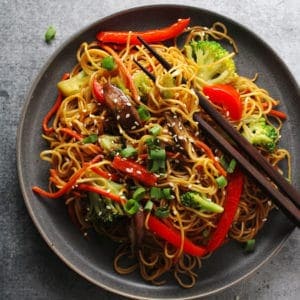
[134,36,300,226]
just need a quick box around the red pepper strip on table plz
[147,215,207,257]
[97,18,190,45]
[32,155,102,198]
[77,183,126,205]
[206,169,244,252]
[112,155,157,186]
[203,84,242,121]
[42,73,70,134]
[92,78,105,104]
[100,44,140,103]
[194,139,227,177]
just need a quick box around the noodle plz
[33,21,290,288]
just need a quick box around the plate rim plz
[17,4,297,299]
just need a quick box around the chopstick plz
[135,36,300,226]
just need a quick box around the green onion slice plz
[124,199,140,215]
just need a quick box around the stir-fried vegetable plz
[97,18,190,45]
[185,40,236,85]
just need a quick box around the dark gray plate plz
[17,4,299,299]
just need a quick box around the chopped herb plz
[216,175,228,188]
[101,56,115,70]
[150,187,162,200]
[149,124,162,136]
[124,199,140,215]
[82,134,98,144]
[162,188,173,200]
[144,200,154,211]
[120,146,137,158]
[45,26,56,43]
[155,206,170,218]
[227,159,237,173]
[219,155,228,169]
[149,148,166,160]
[244,239,256,253]
[137,105,151,121]
[132,187,146,201]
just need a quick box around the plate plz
[17,4,299,299]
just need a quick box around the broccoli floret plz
[87,191,125,224]
[99,135,123,154]
[181,191,224,213]
[133,71,152,97]
[185,40,236,85]
[242,117,278,152]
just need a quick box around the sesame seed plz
[125,167,133,173]
[125,113,130,118]
[116,115,120,120]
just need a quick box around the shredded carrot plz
[59,127,83,140]
[268,109,287,120]
[32,155,102,198]
[91,166,118,181]
[77,183,126,205]
[100,44,140,103]
[194,139,227,177]
[262,103,287,119]
[49,169,64,186]
[42,73,70,134]
[87,144,103,153]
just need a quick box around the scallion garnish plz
[149,148,166,160]
[124,199,140,215]
[244,239,256,253]
[101,56,115,70]
[45,26,56,43]
[144,200,154,212]
[150,187,162,200]
[149,124,162,136]
[120,146,137,158]
[227,159,237,173]
[138,105,151,121]
[162,188,173,200]
[82,134,98,144]
[132,187,146,201]
[216,175,228,188]
[155,206,170,218]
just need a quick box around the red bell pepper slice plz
[92,79,105,104]
[147,215,207,257]
[112,155,157,186]
[96,18,190,45]
[203,84,242,121]
[206,169,244,252]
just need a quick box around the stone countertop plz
[0,0,299,299]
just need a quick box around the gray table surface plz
[1,0,299,299]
